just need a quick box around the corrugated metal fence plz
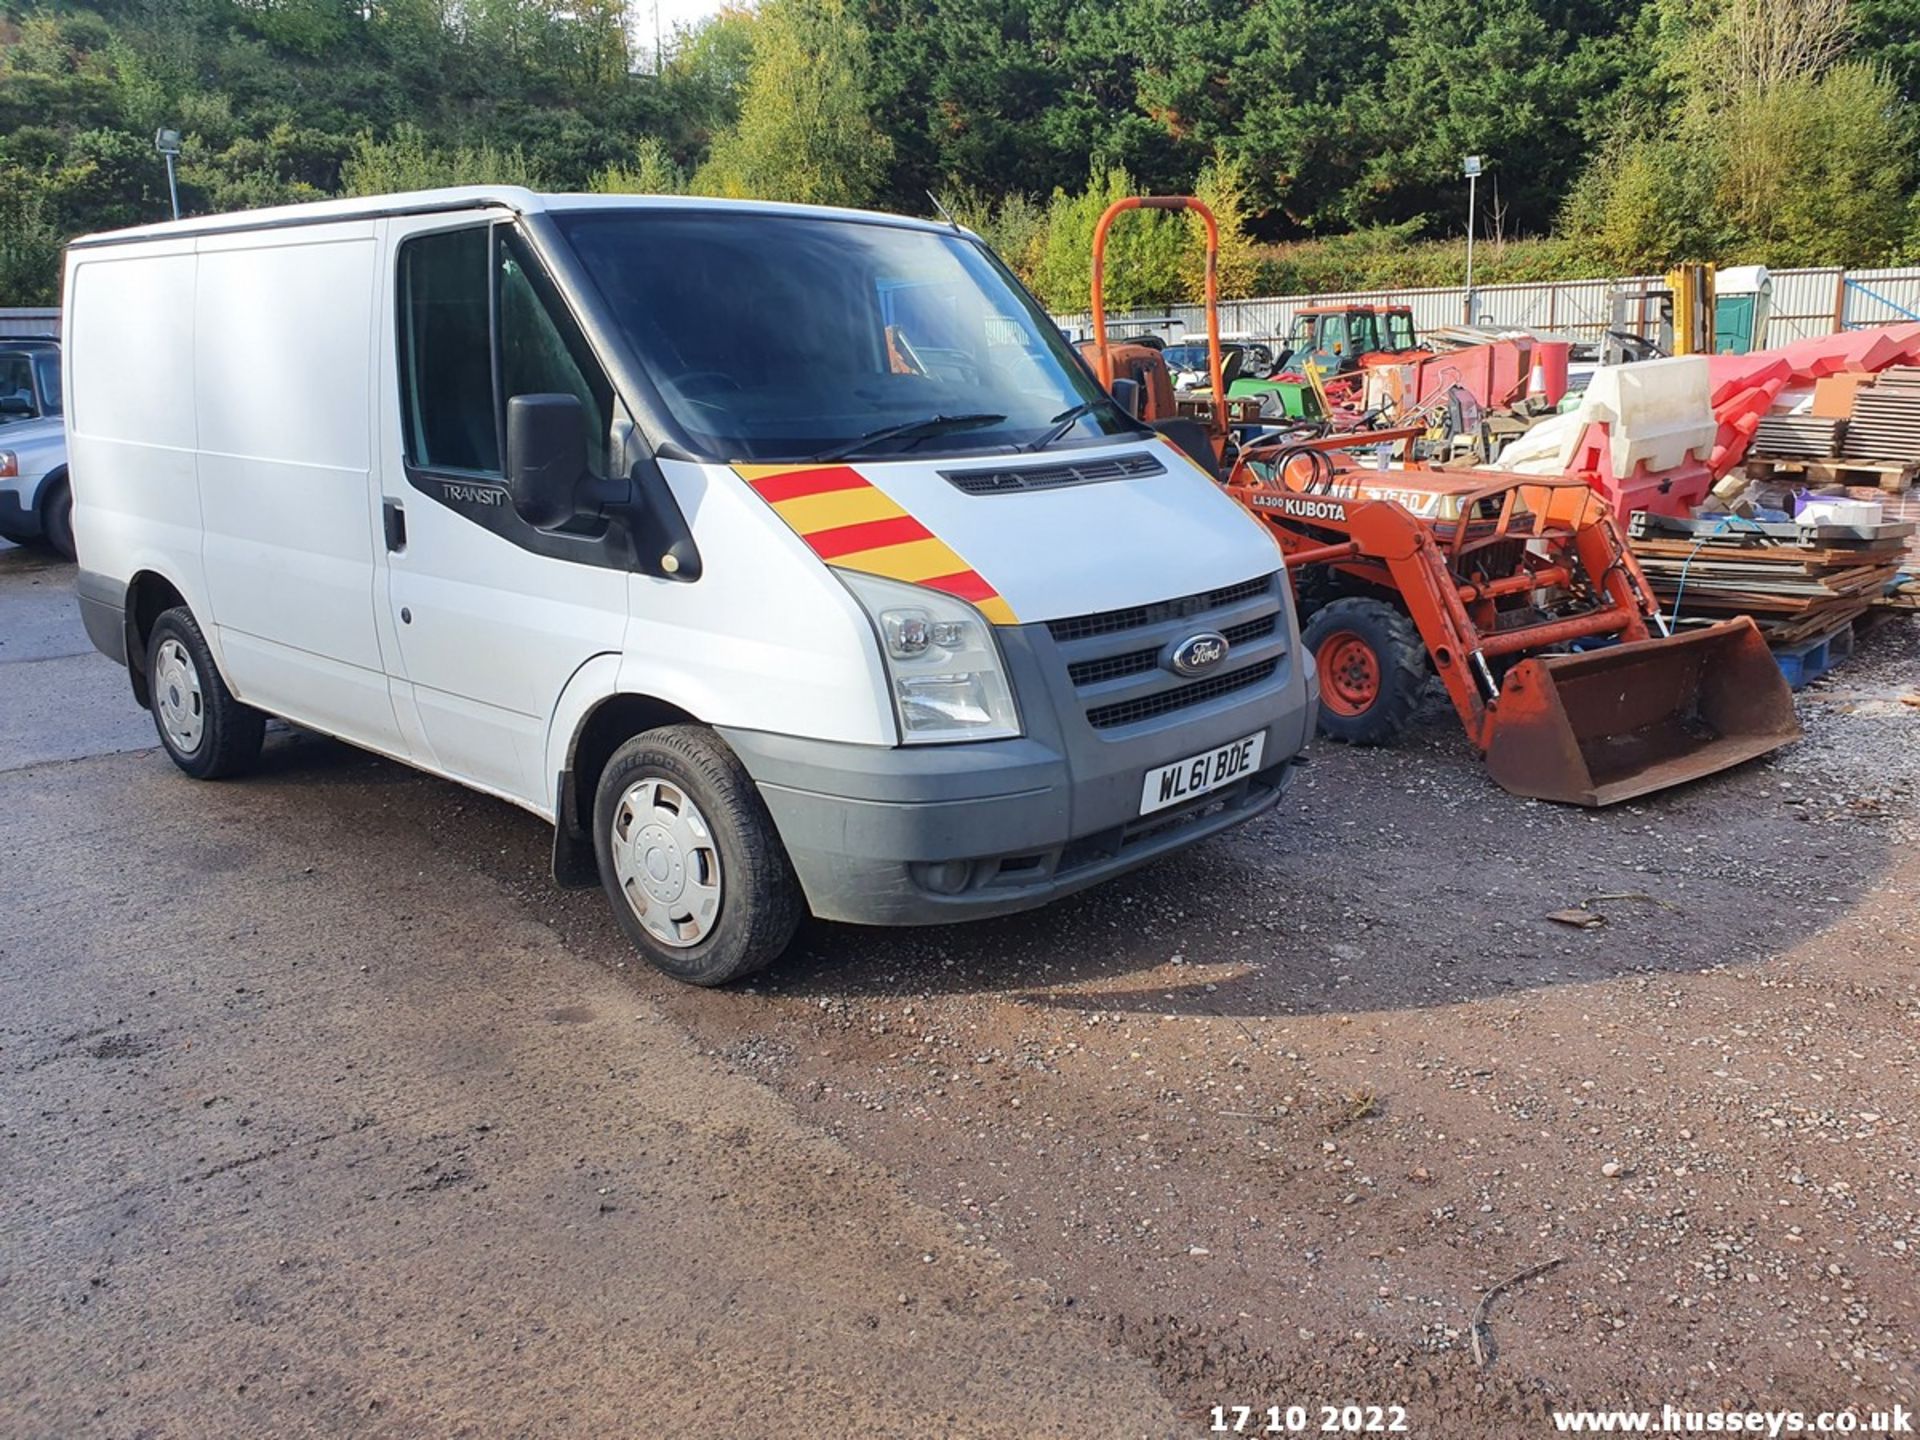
[1056,266,1920,349]
[0,308,60,338]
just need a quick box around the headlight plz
[0,453,16,479]
[839,570,1021,744]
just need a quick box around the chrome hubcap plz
[153,638,205,754]
[610,778,722,947]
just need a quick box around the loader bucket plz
[1483,618,1801,806]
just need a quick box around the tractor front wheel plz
[1303,597,1427,746]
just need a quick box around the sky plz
[634,0,729,63]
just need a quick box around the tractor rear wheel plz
[1303,597,1427,746]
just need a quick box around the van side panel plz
[192,225,402,751]
[615,462,896,748]
[65,241,204,615]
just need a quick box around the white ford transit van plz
[65,187,1315,984]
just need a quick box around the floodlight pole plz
[155,129,182,221]
[1463,154,1481,326]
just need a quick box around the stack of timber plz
[1750,413,1845,460]
[1629,520,1910,650]
[1739,369,1920,490]
[1839,366,1920,477]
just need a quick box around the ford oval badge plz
[1169,631,1229,677]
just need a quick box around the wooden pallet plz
[1743,457,1917,492]
[1763,598,1872,646]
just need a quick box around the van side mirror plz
[1110,376,1142,418]
[506,393,587,529]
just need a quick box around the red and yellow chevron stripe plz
[734,463,1018,625]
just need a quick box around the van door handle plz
[383,499,407,552]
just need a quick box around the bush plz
[0,167,62,305]
[340,124,545,196]
[590,136,686,194]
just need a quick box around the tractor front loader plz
[1228,452,1800,805]
[1078,192,1801,805]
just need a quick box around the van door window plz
[398,227,499,474]
[498,229,612,477]
[397,226,614,479]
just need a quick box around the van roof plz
[68,186,965,250]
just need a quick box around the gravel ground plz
[4,533,1917,1436]
[516,618,1920,1435]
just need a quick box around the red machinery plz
[1087,196,1802,806]
[1226,450,1799,804]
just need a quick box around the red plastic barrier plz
[1708,354,1791,408]
[1707,376,1787,479]
[1567,421,1714,520]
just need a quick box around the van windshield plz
[556,209,1139,462]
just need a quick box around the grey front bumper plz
[719,602,1316,926]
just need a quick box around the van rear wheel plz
[592,725,802,986]
[147,606,267,779]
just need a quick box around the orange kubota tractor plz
[1085,196,1801,806]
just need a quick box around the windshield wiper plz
[811,412,1007,462]
[1024,397,1121,452]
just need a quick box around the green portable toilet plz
[1714,265,1772,354]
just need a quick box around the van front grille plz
[1084,659,1279,730]
[1044,572,1289,733]
[1065,613,1278,688]
[1047,575,1271,644]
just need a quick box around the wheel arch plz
[546,662,702,887]
[122,569,192,710]
[35,463,68,512]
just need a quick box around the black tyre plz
[146,606,267,779]
[1289,564,1342,624]
[1302,596,1427,746]
[592,725,802,986]
[39,475,75,561]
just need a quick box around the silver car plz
[0,413,71,559]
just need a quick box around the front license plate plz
[1139,732,1265,815]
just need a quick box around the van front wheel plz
[592,726,802,986]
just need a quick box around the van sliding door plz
[192,224,408,755]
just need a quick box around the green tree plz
[694,0,890,205]
[0,166,63,305]
[1856,0,1920,98]
[941,183,1048,287]
[340,124,546,195]
[658,4,756,148]
[590,136,686,194]
[1714,62,1911,265]
[1187,148,1258,300]
[1563,0,1914,268]
[1032,166,1187,313]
